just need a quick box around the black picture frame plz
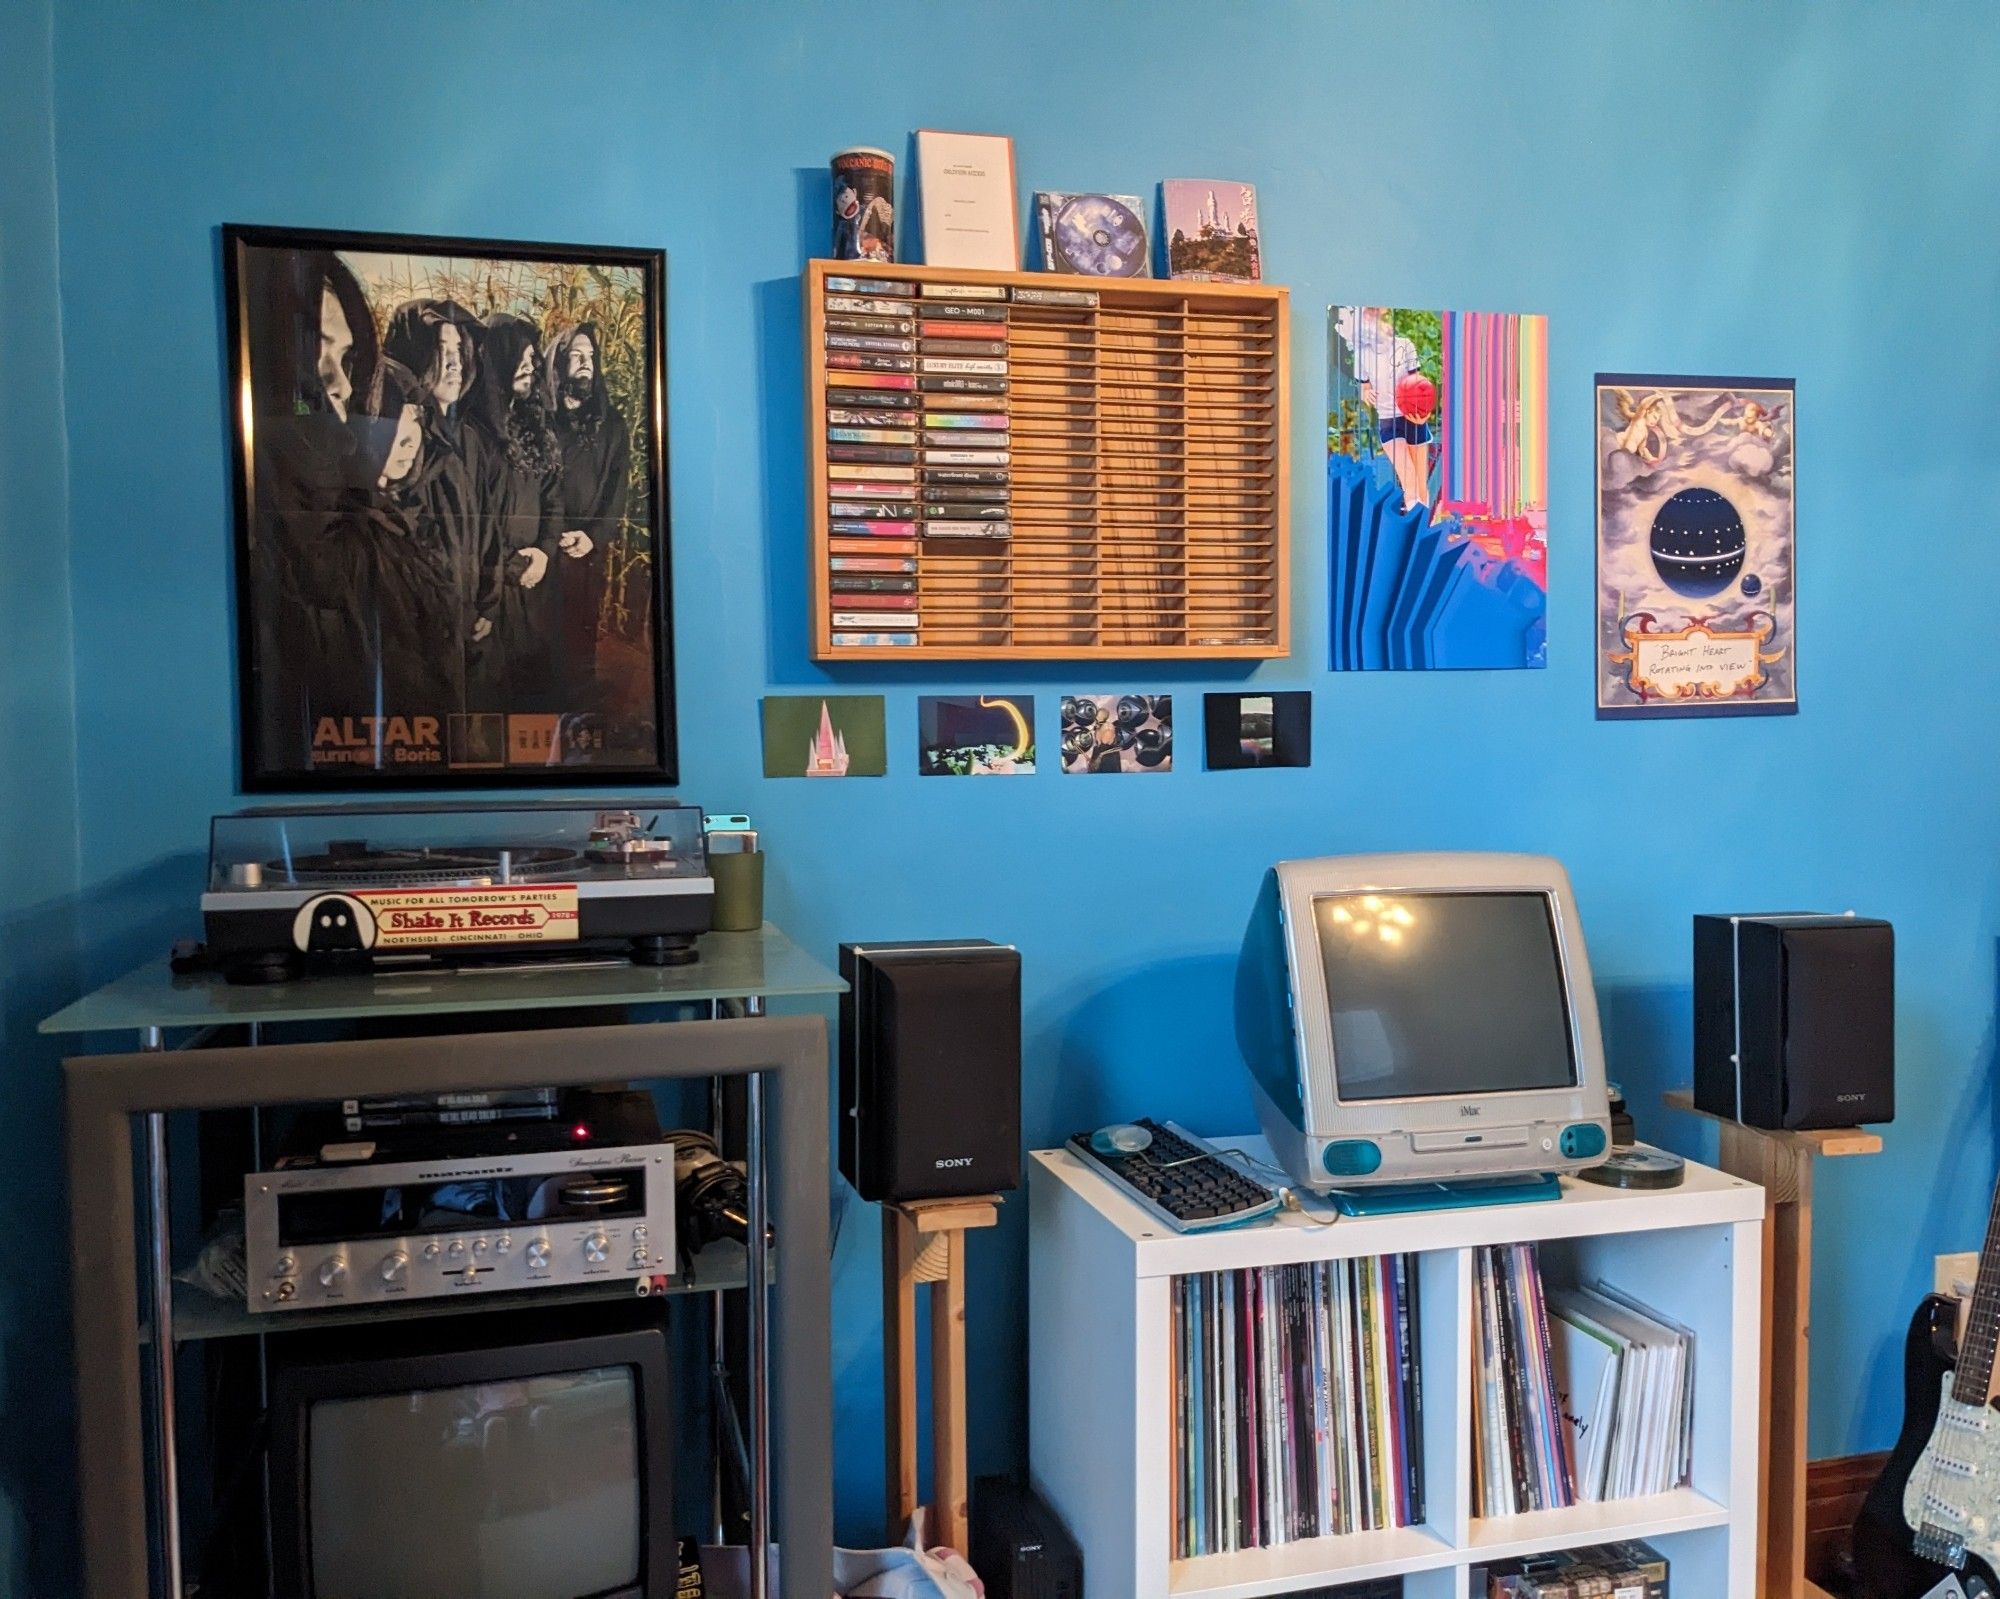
[223,223,676,790]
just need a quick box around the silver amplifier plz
[243,1141,676,1312]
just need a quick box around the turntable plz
[202,802,715,983]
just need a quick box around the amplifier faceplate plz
[243,1142,675,1312]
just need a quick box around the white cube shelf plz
[1028,1141,1763,1598]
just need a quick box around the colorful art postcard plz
[1060,695,1172,773]
[1596,375,1796,718]
[1327,306,1548,670]
[918,695,1036,775]
[1204,691,1310,769]
[761,695,886,777]
[1163,180,1261,283]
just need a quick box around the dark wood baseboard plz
[1808,1451,1891,1595]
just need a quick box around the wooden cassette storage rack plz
[804,260,1289,660]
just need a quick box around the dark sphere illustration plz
[1648,487,1746,598]
[1740,572,1763,598]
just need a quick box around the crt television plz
[267,1305,673,1599]
[1236,852,1612,1192]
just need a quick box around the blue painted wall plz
[0,0,83,1590]
[14,0,2000,1576]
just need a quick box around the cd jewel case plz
[202,801,714,982]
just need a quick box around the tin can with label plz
[831,146,896,262]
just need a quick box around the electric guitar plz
[1853,1174,2000,1598]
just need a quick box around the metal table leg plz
[139,1025,181,1599]
[743,994,771,1599]
[707,998,729,1546]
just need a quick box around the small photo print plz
[1163,180,1261,283]
[1060,694,1172,774]
[1204,691,1311,769]
[918,695,1036,775]
[761,695,887,778]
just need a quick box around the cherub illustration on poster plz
[1595,373,1796,718]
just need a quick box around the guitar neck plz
[1950,1176,2000,1406]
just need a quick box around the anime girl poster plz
[1327,306,1548,670]
[1595,374,1796,718]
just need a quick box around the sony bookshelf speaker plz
[839,940,1021,1202]
[1693,912,1895,1130]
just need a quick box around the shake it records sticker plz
[355,885,581,948]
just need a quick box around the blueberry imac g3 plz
[1236,852,1612,1200]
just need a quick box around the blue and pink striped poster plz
[1327,306,1549,670]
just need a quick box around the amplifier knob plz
[272,1254,296,1278]
[495,1235,512,1255]
[526,1240,552,1270]
[473,1237,489,1255]
[447,1239,466,1259]
[317,1257,347,1289]
[422,1240,441,1261]
[380,1252,408,1283]
[584,1231,610,1264]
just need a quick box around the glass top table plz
[41,922,844,1035]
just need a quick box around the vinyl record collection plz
[1472,1243,1577,1517]
[1170,1255,1425,1558]
[1546,1284,1695,1504]
[1474,1246,1695,1518]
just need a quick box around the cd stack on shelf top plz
[823,273,923,646]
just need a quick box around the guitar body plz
[1854,1294,2000,1597]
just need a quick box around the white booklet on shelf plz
[916,130,1019,269]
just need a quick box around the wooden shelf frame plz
[804,259,1291,661]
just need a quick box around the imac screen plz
[307,1365,640,1599]
[1312,891,1577,1101]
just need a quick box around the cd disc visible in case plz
[1042,192,1150,277]
[1575,1147,1687,1190]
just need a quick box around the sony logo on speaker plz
[934,1156,974,1169]
[1836,1092,1868,1103]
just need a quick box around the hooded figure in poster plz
[239,248,381,754]
[546,321,629,699]
[300,357,466,720]
[378,298,499,705]
[466,311,564,712]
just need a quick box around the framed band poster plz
[224,225,675,787]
